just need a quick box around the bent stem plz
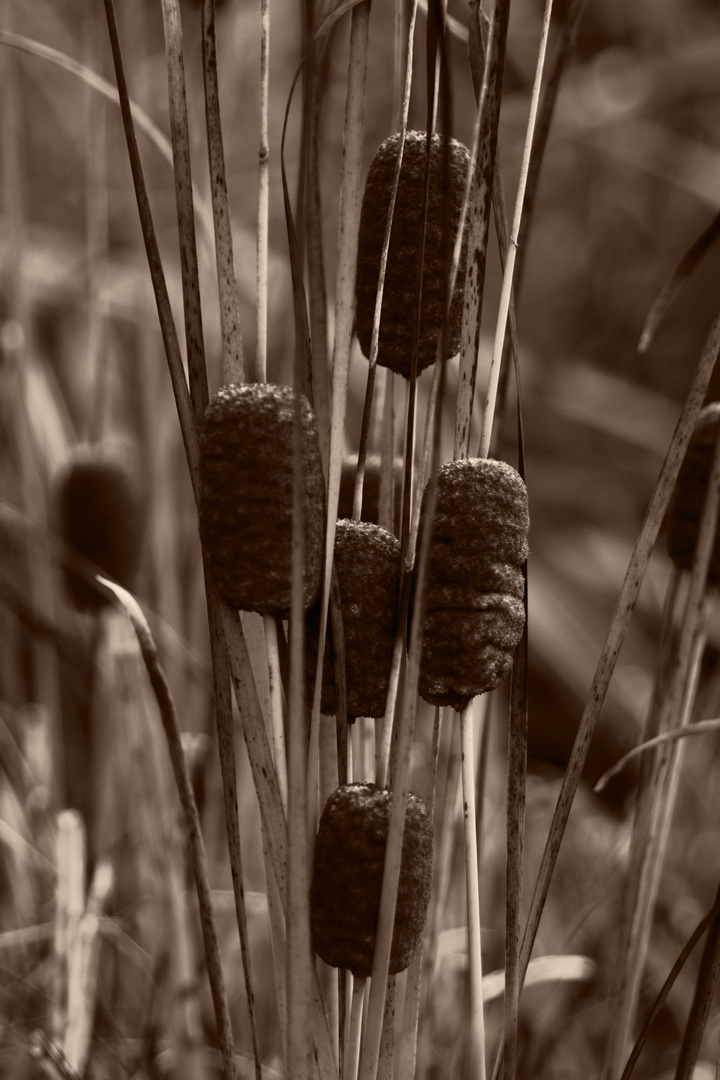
[97,577,236,1080]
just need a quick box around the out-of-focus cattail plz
[310,782,433,977]
[54,440,146,611]
[306,519,400,719]
[355,131,471,378]
[199,383,325,615]
[418,458,529,711]
[666,402,720,581]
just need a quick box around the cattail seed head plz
[355,131,471,378]
[310,782,433,977]
[199,383,325,614]
[54,439,146,611]
[418,458,529,711]
[666,402,720,580]
[306,520,401,719]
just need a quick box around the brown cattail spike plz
[306,520,401,719]
[310,783,433,977]
[355,131,471,378]
[54,440,146,611]
[199,383,325,614]
[666,402,720,581]
[418,458,529,711]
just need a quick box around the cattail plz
[355,131,471,378]
[666,402,720,581]
[310,782,433,977]
[199,383,325,614]
[418,458,529,711]
[306,520,400,719]
[54,440,146,611]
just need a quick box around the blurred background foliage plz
[3,0,720,1076]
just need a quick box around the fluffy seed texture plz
[666,403,720,581]
[355,131,471,378]
[54,440,146,611]
[310,783,433,977]
[199,383,325,614]
[418,458,529,711]
[306,520,401,719]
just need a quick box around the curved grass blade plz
[0,29,215,258]
[639,208,720,355]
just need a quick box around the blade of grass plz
[361,17,455,1073]
[618,893,720,1080]
[639,209,720,355]
[102,0,200,500]
[280,66,314,401]
[489,307,720,1080]
[454,0,511,462]
[160,0,209,419]
[352,0,418,522]
[674,879,720,1080]
[202,0,245,381]
[600,564,682,1080]
[514,0,587,301]
[477,0,554,459]
[96,577,236,1080]
[306,27,331,469]
[595,716,720,793]
[159,7,262,1072]
[614,431,720,1074]
[309,0,370,850]
[0,30,216,258]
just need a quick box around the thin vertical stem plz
[256,0,270,382]
[478,0,554,459]
[460,702,486,1080]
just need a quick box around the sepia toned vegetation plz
[2,1,720,1078]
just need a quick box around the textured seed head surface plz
[306,520,401,718]
[666,402,720,581]
[418,458,529,709]
[355,130,471,378]
[54,439,146,611]
[310,783,433,977]
[199,383,325,614]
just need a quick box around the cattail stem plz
[256,0,270,382]
[478,0,554,459]
[308,0,370,847]
[201,0,245,382]
[460,701,487,1080]
[264,614,288,814]
[97,579,236,1080]
[345,975,366,1080]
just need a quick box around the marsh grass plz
[4,2,720,1079]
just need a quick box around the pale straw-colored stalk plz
[53,810,85,1045]
[63,861,113,1077]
